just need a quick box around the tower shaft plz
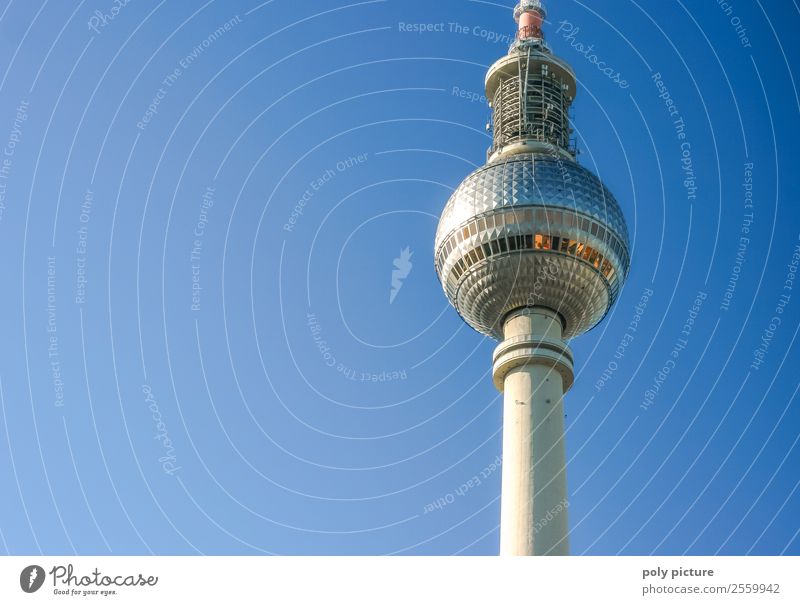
[493,308,573,555]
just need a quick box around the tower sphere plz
[434,154,630,340]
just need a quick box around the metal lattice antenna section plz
[487,1,576,160]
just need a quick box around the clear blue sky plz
[0,0,798,555]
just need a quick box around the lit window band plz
[437,206,629,295]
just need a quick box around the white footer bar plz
[0,556,796,604]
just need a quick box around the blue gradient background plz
[0,0,798,555]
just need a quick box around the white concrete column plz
[493,308,573,556]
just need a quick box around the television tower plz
[434,0,630,555]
